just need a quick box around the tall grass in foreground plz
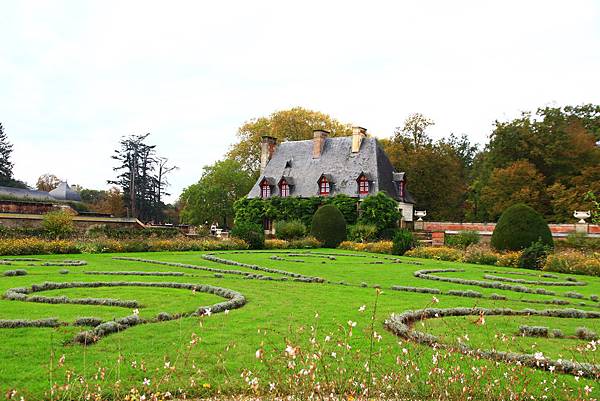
[4,290,598,401]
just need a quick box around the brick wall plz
[423,221,600,237]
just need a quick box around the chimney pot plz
[312,129,329,158]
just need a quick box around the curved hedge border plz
[4,284,140,308]
[384,307,600,379]
[3,281,246,344]
[0,318,61,328]
[415,269,558,296]
[84,271,186,277]
[482,274,586,287]
[391,285,574,307]
[202,254,324,283]
[113,256,282,281]
[484,270,560,279]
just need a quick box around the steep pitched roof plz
[247,136,415,203]
[49,182,82,202]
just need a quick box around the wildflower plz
[325,335,331,342]
[402,348,408,355]
[358,305,366,312]
[584,385,593,395]
[269,382,276,391]
[534,352,544,361]
[203,383,211,389]
[348,320,357,328]
[133,308,139,315]
[255,349,264,359]
[432,296,439,303]
[164,361,171,369]
[224,309,229,315]
[548,365,555,373]
[373,331,382,342]
[143,378,150,386]
[204,308,212,316]
[285,345,298,358]
[331,352,337,358]
[315,312,319,318]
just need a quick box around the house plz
[247,127,415,230]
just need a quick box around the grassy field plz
[0,249,599,400]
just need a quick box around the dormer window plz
[357,174,369,195]
[318,175,330,196]
[279,179,290,197]
[260,178,273,198]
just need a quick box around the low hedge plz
[338,241,393,254]
[543,250,600,277]
[0,238,248,256]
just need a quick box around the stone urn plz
[415,210,427,222]
[573,210,591,224]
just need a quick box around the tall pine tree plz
[0,122,15,185]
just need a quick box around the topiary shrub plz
[310,205,347,248]
[392,229,416,255]
[230,222,265,250]
[42,210,75,239]
[275,220,306,241]
[348,223,378,243]
[518,239,551,270]
[491,203,553,251]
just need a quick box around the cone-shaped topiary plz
[310,204,347,248]
[491,203,553,251]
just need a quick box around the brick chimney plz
[312,129,329,158]
[352,126,367,153]
[260,136,277,174]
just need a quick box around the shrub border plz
[384,307,600,379]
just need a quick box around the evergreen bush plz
[445,231,480,249]
[348,223,378,243]
[518,239,551,270]
[230,222,265,250]
[392,229,416,255]
[310,205,347,248]
[358,192,400,233]
[491,203,553,251]
[275,220,306,241]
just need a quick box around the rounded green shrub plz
[518,239,551,270]
[491,203,553,251]
[392,229,416,255]
[275,220,306,241]
[348,223,378,243]
[310,204,347,248]
[42,210,75,239]
[230,222,265,250]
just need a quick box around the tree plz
[479,160,547,221]
[36,173,61,192]
[109,134,176,222]
[228,107,352,174]
[395,113,435,149]
[382,115,473,221]
[179,159,255,228]
[0,123,14,184]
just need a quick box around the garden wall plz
[422,221,600,237]
[0,213,144,231]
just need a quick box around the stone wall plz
[0,213,144,231]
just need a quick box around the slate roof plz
[49,182,82,202]
[0,186,55,201]
[248,136,415,203]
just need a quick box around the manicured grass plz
[0,249,599,399]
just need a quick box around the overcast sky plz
[1,1,599,202]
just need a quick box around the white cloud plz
[1,0,599,201]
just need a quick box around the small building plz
[49,181,82,202]
[247,127,415,230]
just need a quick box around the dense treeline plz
[180,105,600,225]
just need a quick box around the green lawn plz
[0,249,599,400]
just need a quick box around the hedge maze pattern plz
[1,250,599,381]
